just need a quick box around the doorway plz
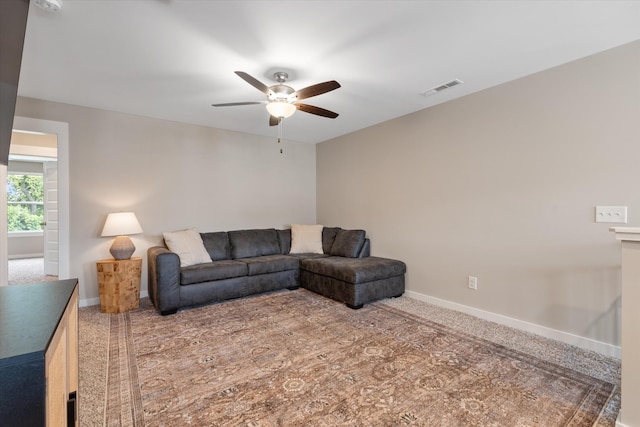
[7,145,58,284]
[0,116,69,286]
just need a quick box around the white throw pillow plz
[163,228,212,267]
[289,224,324,254]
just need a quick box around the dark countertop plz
[0,279,78,365]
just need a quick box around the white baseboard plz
[616,411,628,427]
[404,290,621,359]
[80,290,149,308]
[79,297,100,307]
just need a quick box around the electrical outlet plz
[595,206,627,223]
[468,276,478,290]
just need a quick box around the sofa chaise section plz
[293,228,406,309]
[300,256,406,309]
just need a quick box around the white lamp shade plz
[101,212,143,237]
[266,102,296,119]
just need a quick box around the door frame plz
[0,117,69,284]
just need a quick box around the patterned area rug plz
[106,313,145,427]
[106,289,617,426]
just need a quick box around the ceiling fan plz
[212,71,341,126]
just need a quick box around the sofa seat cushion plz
[301,256,406,284]
[180,260,248,285]
[241,255,299,276]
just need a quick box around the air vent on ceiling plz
[419,79,464,97]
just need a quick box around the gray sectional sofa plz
[147,227,406,315]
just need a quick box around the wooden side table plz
[96,257,142,313]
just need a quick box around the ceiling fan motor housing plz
[268,84,296,103]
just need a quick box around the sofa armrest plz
[147,246,181,314]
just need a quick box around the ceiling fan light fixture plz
[266,101,296,119]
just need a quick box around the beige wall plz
[15,97,317,303]
[317,40,640,348]
[8,234,43,259]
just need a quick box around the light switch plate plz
[595,206,627,223]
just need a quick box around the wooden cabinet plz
[97,257,142,313]
[0,279,79,427]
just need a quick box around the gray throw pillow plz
[330,229,366,258]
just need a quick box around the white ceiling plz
[17,0,640,144]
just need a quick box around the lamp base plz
[110,235,135,260]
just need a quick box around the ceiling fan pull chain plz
[278,117,283,154]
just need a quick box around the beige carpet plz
[79,304,110,426]
[7,257,57,285]
[92,289,619,426]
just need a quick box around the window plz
[7,173,44,232]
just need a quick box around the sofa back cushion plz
[322,227,342,254]
[277,229,291,254]
[359,238,371,258]
[330,229,366,258]
[228,228,281,259]
[200,232,231,261]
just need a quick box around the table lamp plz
[101,212,143,260]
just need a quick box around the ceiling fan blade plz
[235,71,270,95]
[295,80,341,101]
[296,103,339,119]
[269,115,280,127]
[212,101,266,107]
